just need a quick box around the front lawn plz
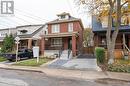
[108,59,130,73]
[0,56,7,62]
[14,57,53,67]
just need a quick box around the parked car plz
[2,49,33,61]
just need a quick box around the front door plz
[68,38,72,50]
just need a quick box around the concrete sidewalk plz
[0,64,130,81]
[44,58,100,71]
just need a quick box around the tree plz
[75,0,128,64]
[83,28,94,47]
[1,34,15,53]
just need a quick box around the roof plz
[47,13,84,29]
[17,24,46,38]
[57,12,70,16]
[47,16,80,24]
[92,15,130,32]
[0,28,16,31]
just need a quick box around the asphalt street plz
[0,69,129,86]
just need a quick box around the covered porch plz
[40,32,79,57]
[94,31,130,59]
[18,38,40,50]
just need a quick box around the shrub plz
[1,34,14,53]
[108,64,130,73]
[95,47,105,65]
[108,59,130,73]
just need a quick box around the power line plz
[3,17,23,25]
[0,17,22,26]
[15,11,46,23]
[14,16,35,24]
[15,8,49,22]
[0,8,36,25]
[0,24,10,28]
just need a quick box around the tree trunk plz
[107,0,114,64]
[107,0,121,64]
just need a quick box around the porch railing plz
[59,48,63,58]
[68,49,71,59]
[123,34,130,59]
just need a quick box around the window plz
[61,15,65,19]
[121,15,129,25]
[0,32,6,37]
[68,23,73,32]
[52,24,60,33]
[51,38,62,46]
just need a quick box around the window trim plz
[68,23,73,32]
[52,24,60,33]
[51,38,62,47]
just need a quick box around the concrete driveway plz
[45,58,100,71]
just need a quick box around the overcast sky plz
[0,0,91,29]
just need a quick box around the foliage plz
[108,59,130,73]
[83,28,94,47]
[108,64,130,73]
[95,47,105,64]
[1,34,15,53]
[14,58,53,66]
[75,0,129,64]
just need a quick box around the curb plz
[0,66,43,73]
[40,58,59,67]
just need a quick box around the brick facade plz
[40,13,84,56]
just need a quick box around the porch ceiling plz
[43,32,79,38]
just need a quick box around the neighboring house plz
[0,24,47,53]
[17,24,47,52]
[40,12,84,59]
[0,28,17,47]
[92,13,130,58]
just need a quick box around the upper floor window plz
[52,24,60,33]
[121,15,129,25]
[61,15,65,19]
[68,23,73,32]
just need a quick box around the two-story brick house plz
[40,12,84,59]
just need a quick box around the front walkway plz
[43,58,100,71]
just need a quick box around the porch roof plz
[42,32,79,38]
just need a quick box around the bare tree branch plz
[121,1,128,8]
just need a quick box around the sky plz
[0,0,91,29]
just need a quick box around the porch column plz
[41,37,45,55]
[72,34,76,56]
[28,39,32,49]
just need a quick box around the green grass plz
[14,58,53,67]
[0,57,7,62]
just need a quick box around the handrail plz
[59,48,63,58]
[68,49,71,59]
[123,34,130,56]
[124,44,130,52]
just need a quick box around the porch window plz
[51,38,62,46]
[52,24,60,33]
[68,23,73,32]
